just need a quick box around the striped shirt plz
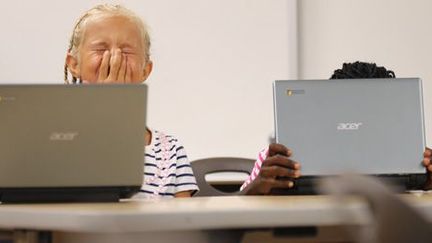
[240,147,269,191]
[132,130,199,199]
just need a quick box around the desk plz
[1,194,432,243]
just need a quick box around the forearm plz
[175,191,192,197]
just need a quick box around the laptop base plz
[271,174,427,195]
[0,186,140,203]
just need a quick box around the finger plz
[260,166,301,179]
[428,164,432,173]
[263,155,301,170]
[425,147,432,157]
[253,178,294,195]
[98,51,110,82]
[107,49,122,82]
[129,62,140,83]
[423,158,431,167]
[264,178,295,189]
[125,58,132,83]
[117,54,127,83]
[268,143,291,157]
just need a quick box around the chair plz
[319,174,432,243]
[191,157,255,197]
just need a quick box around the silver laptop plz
[0,84,146,202]
[273,78,425,179]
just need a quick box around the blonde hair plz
[64,4,151,83]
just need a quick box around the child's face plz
[67,15,152,83]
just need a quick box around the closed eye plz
[94,49,107,53]
[121,48,136,54]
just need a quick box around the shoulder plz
[152,130,183,148]
[151,130,188,158]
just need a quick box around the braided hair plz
[64,11,90,84]
[330,61,396,79]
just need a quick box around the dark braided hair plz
[330,61,396,79]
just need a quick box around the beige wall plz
[0,0,297,160]
[298,0,432,146]
[2,0,426,162]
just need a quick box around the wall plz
[298,0,432,146]
[0,0,297,160]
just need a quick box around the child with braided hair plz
[241,61,432,194]
[64,4,198,198]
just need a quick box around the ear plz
[66,53,81,79]
[141,61,153,82]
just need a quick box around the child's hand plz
[423,147,432,190]
[97,49,132,83]
[244,143,301,195]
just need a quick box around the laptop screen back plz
[0,84,146,188]
[273,78,425,176]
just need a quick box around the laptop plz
[273,78,426,194]
[0,84,146,203]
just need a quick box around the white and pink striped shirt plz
[132,130,198,199]
[240,147,270,191]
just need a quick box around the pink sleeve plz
[240,147,269,191]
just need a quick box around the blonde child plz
[64,4,198,198]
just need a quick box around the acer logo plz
[0,96,16,102]
[337,123,363,130]
[49,132,78,141]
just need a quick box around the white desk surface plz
[1,194,432,234]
